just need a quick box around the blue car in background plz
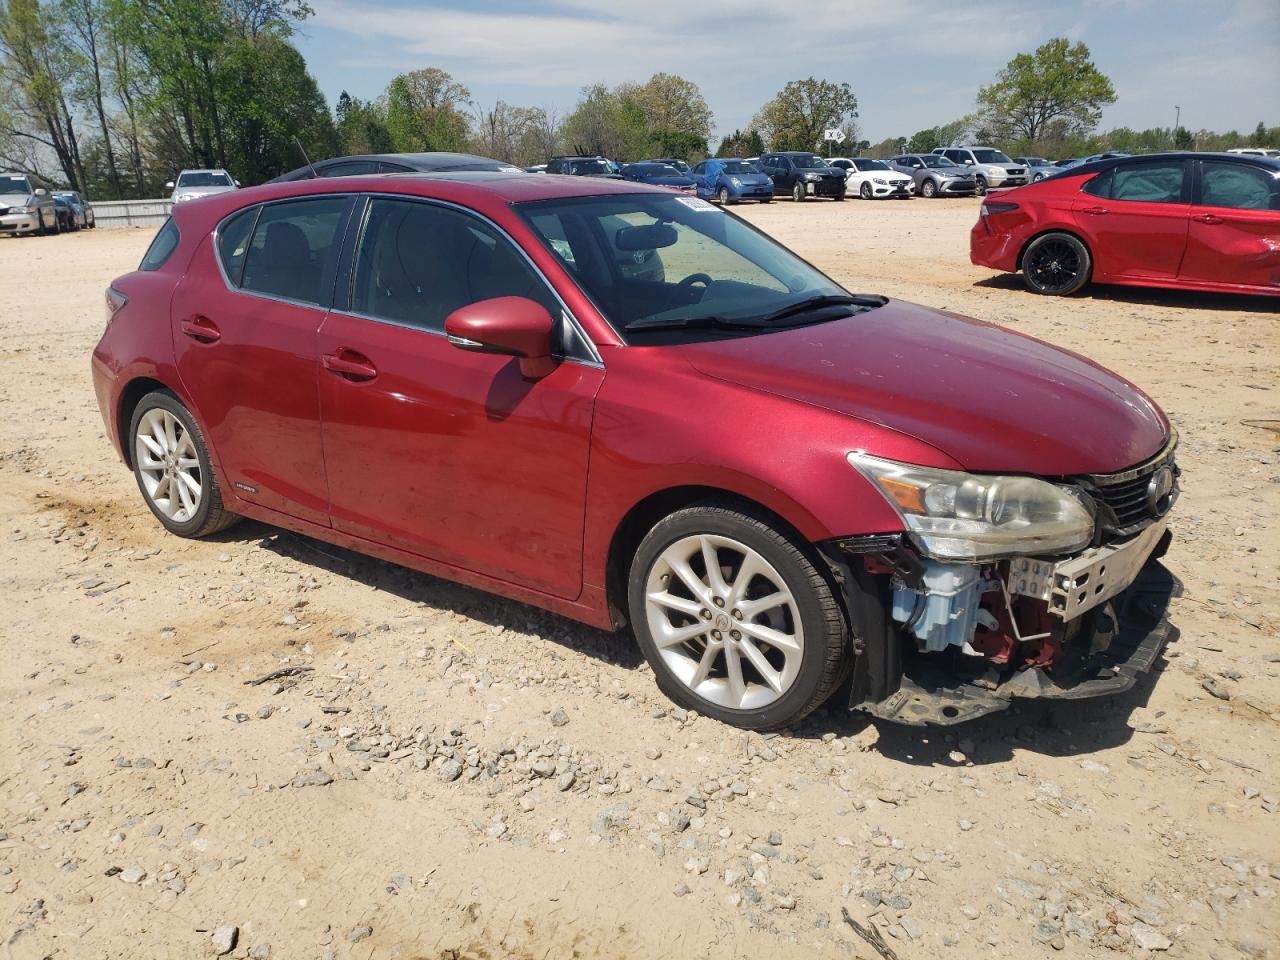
[620,161,697,192]
[691,158,774,204]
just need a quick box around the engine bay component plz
[891,560,988,653]
[1048,519,1169,620]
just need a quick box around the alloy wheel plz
[643,534,804,710]
[1026,238,1084,294]
[134,407,203,522]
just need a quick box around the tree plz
[752,78,858,152]
[560,83,648,159]
[716,128,763,157]
[976,38,1115,142]
[384,67,470,153]
[470,100,557,166]
[627,72,711,143]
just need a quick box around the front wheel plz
[975,175,988,196]
[920,179,937,198]
[718,186,732,205]
[628,503,848,731]
[1022,232,1092,296]
[129,390,240,537]
[791,182,806,202]
[859,181,873,200]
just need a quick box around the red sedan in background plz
[971,151,1280,297]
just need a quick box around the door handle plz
[1192,213,1223,225]
[180,315,221,343]
[1081,206,1109,216]
[321,349,377,382]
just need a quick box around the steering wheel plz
[677,273,713,302]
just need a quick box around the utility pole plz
[1173,105,1180,147]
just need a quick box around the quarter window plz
[240,197,348,305]
[349,198,560,335]
[217,206,258,285]
[1200,161,1279,210]
[322,160,380,177]
[139,218,180,271]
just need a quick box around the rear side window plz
[1200,161,1279,210]
[217,206,258,285]
[240,197,348,305]
[349,198,559,334]
[1088,161,1186,204]
[322,160,380,177]
[139,218,180,271]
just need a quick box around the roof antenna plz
[294,137,319,179]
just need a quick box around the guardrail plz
[92,198,173,230]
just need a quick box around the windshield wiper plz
[623,314,769,332]
[757,293,885,324]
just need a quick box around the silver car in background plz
[1012,157,1065,182]
[167,168,239,204]
[0,172,58,235]
[931,146,1028,193]
[888,154,978,197]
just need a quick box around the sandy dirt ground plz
[1,197,1277,960]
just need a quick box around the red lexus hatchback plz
[971,151,1280,297]
[93,171,1180,730]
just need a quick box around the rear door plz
[1179,159,1280,290]
[315,196,604,598]
[1072,159,1191,281]
[171,196,353,525]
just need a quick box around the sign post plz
[823,128,846,158]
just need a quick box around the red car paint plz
[971,153,1280,297]
[93,173,1172,632]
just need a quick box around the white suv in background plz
[167,169,240,204]
[931,147,1028,194]
[1226,147,1280,158]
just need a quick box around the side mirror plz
[34,187,47,196]
[445,296,557,379]
[165,181,175,189]
[234,180,241,187]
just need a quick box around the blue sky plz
[295,0,1279,146]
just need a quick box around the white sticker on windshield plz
[674,196,718,212]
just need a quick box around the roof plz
[1062,151,1280,177]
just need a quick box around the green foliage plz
[752,78,858,152]
[384,67,470,153]
[560,74,711,161]
[977,38,1116,141]
[335,90,391,156]
[716,128,764,157]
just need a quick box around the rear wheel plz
[628,503,848,731]
[921,178,937,198]
[791,182,806,202]
[129,390,239,538]
[1022,232,1092,296]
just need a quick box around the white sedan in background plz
[829,157,914,199]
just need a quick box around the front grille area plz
[1075,435,1179,538]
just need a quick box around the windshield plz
[721,161,758,174]
[859,159,890,171]
[791,155,828,169]
[517,194,876,344]
[920,155,956,168]
[637,164,682,178]
[1,174,32,194]
[177,171,232,187]
[972,149,1013,164]
[570,159,613,175]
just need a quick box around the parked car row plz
[1,173,98,236]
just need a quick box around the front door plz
[316,197,604,599]
[1179,159,1280,290]
[1073,159,1190,281]
[171,195,352,525]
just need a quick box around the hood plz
[932,167,974,178]
[677,300,1168,476]
[645,175,696,187]
[173,185,236,199]
[0,191,33,205]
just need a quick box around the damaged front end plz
[827,441,1180,725]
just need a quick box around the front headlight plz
[872,178,887,185]
[987,166,1003,176]
[728,177,741,187]
[804,172,821,181]
[18,205,37,214]
[848,453,1094,561]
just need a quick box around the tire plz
[628,502,848,731]
[859,181,872,200]
[1021,232,1092,296]
[718,186,732,205]
[760,196,772,203]
[791,182,806,202]
[37,210,49,236]
[129,390,240,538]
[921,179,937,198]
[975,175,987,196]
